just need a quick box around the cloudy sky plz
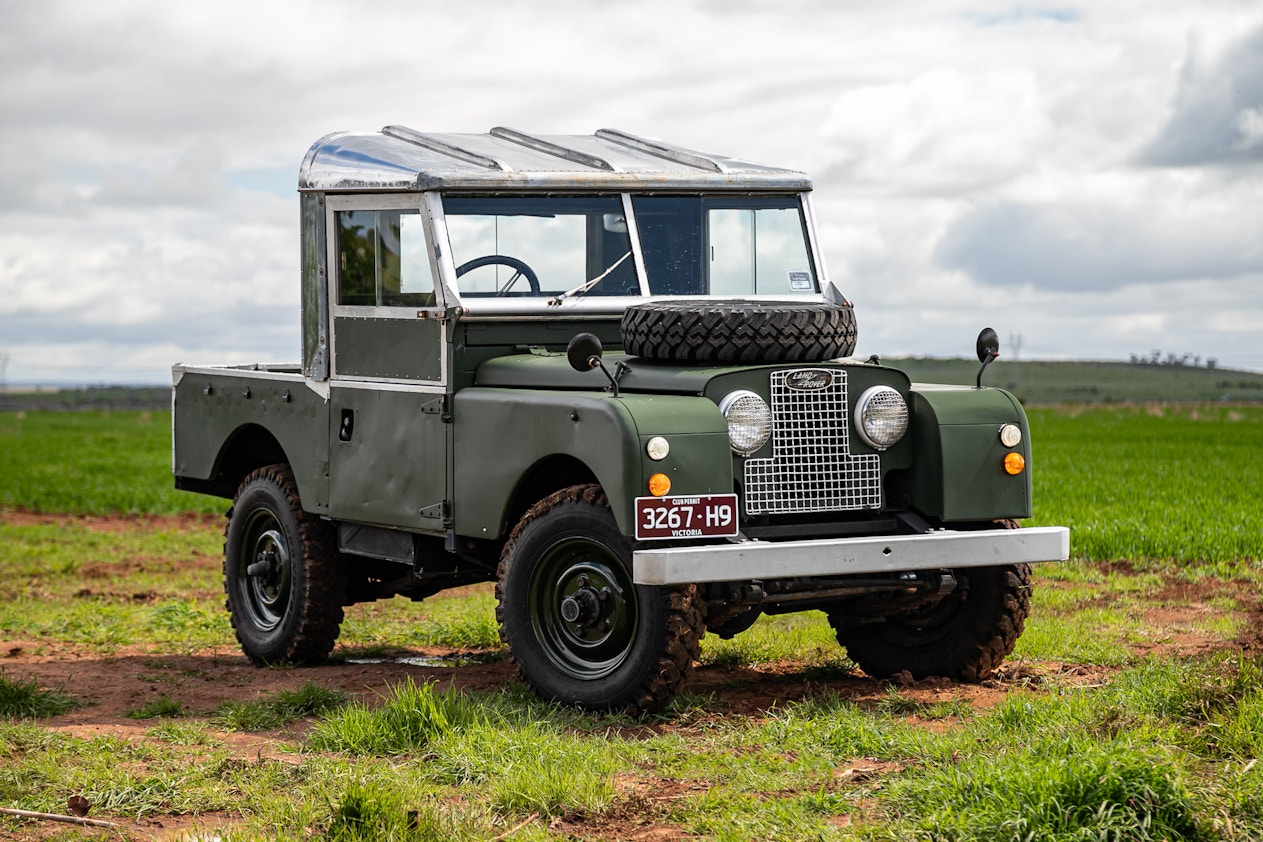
[2,0,1261,384]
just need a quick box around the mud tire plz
[620,299,858,363]
[224,464,345,665]
[830,547,1031,682]
[495,484,704,713]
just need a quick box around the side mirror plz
[567,332,624,397]
[567,332,603,372]
[976,327,1000,364]
[975,327,1000,388]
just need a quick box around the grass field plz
[3,405,1261,564]
[1,406,1261,840]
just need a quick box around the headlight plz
[718,390,772,456]
[854,386,908,450]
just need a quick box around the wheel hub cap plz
[560,586,601,625]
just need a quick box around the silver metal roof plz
[299,126,812,192]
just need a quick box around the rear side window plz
[336,209,434,306]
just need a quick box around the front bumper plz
[632,526,1070,586]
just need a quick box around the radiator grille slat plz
[743,369,882,515]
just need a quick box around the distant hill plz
[0,386,170,412]
[2,360,1262,410]
[883,358,1263,404]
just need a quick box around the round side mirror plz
[976,327,1000,363]
[567,333,604,372]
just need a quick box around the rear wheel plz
[829,562,1031,681]
[495,485,704,712]
[224,464,345,665]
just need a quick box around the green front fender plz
[452,389,732,539]
[896,384,1034,522]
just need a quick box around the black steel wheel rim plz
[527,536,638,680]
[237,507,292,632]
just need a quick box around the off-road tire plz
[829,542,1031,682]
[224,464,346,665]
[495,484,705,713]
[620,299,858,363]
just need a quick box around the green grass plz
[4,403,1262,566]
[4,399,1263,837]
[125,695,186,719]
[214,682,348,731]
[1027,404,1263,563]
[0,517,228,653]
[2,657,1262,839]
[0,409,222,514]
[0,671,79,718]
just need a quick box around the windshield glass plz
[440,193,818,303]
[632,196,817,296]
[444,196,637,298]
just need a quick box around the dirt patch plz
[1,510,221,533]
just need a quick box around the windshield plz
[632,196,818,296]
[444,196,638,298]
[440,193,818,301]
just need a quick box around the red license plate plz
[634,494,739,540]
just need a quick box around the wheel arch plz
[500,454,600,542]
[178,423,292,501]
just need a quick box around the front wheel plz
[829,563,1032,682]
[224,464,346,665]
[495,485,704,713]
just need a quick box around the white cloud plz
[818,68,1054,193]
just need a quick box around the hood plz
[474,351,751,394]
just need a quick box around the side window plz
[336,209,434,307]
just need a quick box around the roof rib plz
[596,128,726,173]
[489,126,618,172]
[382,125,508,170]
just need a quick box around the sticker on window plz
[788,271,813,291]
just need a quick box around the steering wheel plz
[454,254,541,295]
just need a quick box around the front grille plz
[743,369,882,515]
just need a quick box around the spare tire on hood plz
[620,300,858,364]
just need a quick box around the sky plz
[2,0,1261,385]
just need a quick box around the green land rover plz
[172,126,1069,712]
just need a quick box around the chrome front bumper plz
[632,526,1070,586]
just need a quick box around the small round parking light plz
[999,424,1022,448]
[646,436,670,461]
[1003,452,1026,475]
[648,473,672,497]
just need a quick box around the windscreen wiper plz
[550,251,633,305]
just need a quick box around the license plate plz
[634,494,739,540]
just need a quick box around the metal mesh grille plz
[743,369,882,515]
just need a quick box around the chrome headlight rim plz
[718,389,772,456]
[854,385,909,450]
